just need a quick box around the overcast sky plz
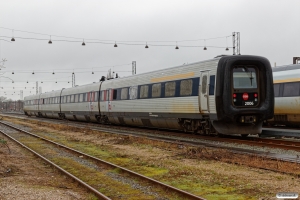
[0,0,299,100]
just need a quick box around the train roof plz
[272,64,300,72]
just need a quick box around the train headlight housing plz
[254,93,258,102]
[240,115,257,123]
[233,93,237,102]
[240,116,245,123]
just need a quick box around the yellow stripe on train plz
[151,72,195,83]
[273,78,300,84]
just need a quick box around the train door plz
[199,71,210,113]
[88,91,94,115]
[107,89,113,112]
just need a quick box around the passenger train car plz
[24,55,274,135]
[270,64,300,126]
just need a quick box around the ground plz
[1,118,300,199]
[0,136,92,200]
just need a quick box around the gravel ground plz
[0,123,170,199]
[0,124,91,200]
[1,116,300,199]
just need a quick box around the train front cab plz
[213,55,274,135]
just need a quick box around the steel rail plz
[0,120,206,200]
[0,129,111,200]
[2,114,300,164]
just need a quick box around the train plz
[23,55,274,136]
[269,64,300,126]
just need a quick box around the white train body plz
[24,55,274,135]
[271,64,300,125]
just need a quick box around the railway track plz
[0,120,205,200]
[1,113,300,164]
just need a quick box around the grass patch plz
[4,116,300,199]
[51,157,169,199]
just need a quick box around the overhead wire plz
[0,26,233,48]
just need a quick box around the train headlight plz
[254,93,258,102]
[240,116,245,123]
[233,93,237,103]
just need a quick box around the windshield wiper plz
[243,67,253,86]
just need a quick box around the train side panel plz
[99,59,219,132]
[60,83,100,122]
[39,90,61,119]
[24,94,40,117]
[270,65,300,126]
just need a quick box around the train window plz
[113,90,117,100]
[87,92,91,102]
[129,86,138,99]
[283,82,300,97]
[90,92,94,102]
[94,92,98,102]
[78,94,82,102]
[121,88,128,100]
[74,94,78,103]
[101,91,105,101]
[140,85,148,99]
[233,66,257,88]
[180,79,192,96]
[202,76,207,94]
[209,75,215,95]
[274,84,280,97]
[91,92,95,101]
[152,83,161,98]
[165,82,176,97]
[71,95,74,102]
[85,93,88,102]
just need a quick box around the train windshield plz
[233,66,257,89]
